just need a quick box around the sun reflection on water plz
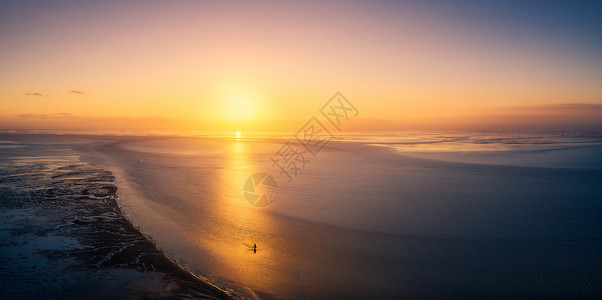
[200,138,280,295]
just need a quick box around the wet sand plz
[0,155,230,299]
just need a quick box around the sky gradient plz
[1,0,601,132]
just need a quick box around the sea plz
[1,131,601,299]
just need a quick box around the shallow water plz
[0,144,228,299]
[2,132,602,298]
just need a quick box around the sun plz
[223,96,256,122]
[236,131,242,139]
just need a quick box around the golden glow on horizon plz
[0,1,601,131]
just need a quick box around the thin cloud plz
[499,103,602,113]
[25,92,50,97]
[69,90,86,95]
[17,113,72,119]
[17,114,37,118]
[549,103,602,111]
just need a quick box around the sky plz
[1,0,601,132]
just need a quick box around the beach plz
[0,136,229,299]
[1,132,601,299]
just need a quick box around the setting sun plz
[222,96,256,122]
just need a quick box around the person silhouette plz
[253,243,257,253]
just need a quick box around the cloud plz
[341,103,602,131]
[25,92,50,97]
[551,103,602,111]
[69,90,86,95]
[17,114,36,118]
[500,103,602,113]
[17,113,72,119]
[2,114,206,131]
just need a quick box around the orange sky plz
[1,1,601,132]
